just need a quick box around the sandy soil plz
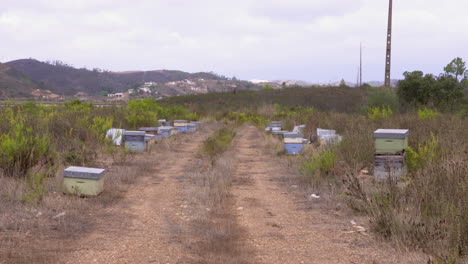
[56,125,427,264]
[59,131,209,264]
[231,125,425,264]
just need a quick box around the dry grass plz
[0,135,182,263]
[180,127,254,264]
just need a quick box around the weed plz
[418,107,440,120]
[368,106,393,120]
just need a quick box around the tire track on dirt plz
[60,128,213,264]
[232,125,424,264]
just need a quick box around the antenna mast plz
[385,0,393,87]
[360,43,363,87]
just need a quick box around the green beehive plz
[63,166,106,196]
[374,129,409,154]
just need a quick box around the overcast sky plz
[1,0,467,83]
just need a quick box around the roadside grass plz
[0,131,187,263]
[183,125,253,263]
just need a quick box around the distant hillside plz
[0,62,40,98]
[5,59,227,96]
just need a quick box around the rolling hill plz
[4,59,228,96]
[0,62,42,98]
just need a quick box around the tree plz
[261,84,274,91]
[398,71,437,106]
[444,57,467,81]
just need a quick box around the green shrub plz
[418,107,440,120]
[0,121,50,178]
[300,150,336,186]
[367,87,399,111]
[406,133,439,172]
[368,106,393,120]
[203,127,236,161]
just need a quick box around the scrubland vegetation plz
[1,59,467,263]
[161,58,467,262]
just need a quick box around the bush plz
[368,106,393,121]
[418,107,440,120]
[300,150,336,186]
[0,118,51,178]
[367,87,399,111]
[203,127,236,162]
[406,133,439,172]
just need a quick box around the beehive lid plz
[174,120,188,123]
[158,119,166,122]
[283,132,304,138]
[374,129,409,139]
[145,134,156,141]
[158,126,173,131]
[317,128,336,136]
[64,166,105,180]
[272,130,288,135]
[268,121,282,127]
[187,123,197,127]
[124,131,146,136]
[139,127,158,132]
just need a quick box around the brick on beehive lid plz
[374,129,409,154]
[63,166,105,196]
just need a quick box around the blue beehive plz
[124,131,146,152]
[283,132,304,155]
[173,120,188,133]
[158,126,174,137]
[187,123,197,132]
[284,144,304,155]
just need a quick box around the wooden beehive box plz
[187,123,197,132]
[124,131,146,152]
[374,129,409,154]
[139,127,159,135]
[63,166,105,196]
[374,154,407,180]
[173,120,188,127]
[283,132,304,144]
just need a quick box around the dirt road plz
[231,125,424,264]
[60,130,211,264]
[58,124,424,264]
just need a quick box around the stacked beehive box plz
[283,132,304,155]
[187,123,197,133]
[173,120,188,133]
[373,129,409,180]
[63,166,106,196]
[123,131,146,152]
[157,126,175,137]
[265,121,282,133]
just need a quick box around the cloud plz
[1,0,467,82]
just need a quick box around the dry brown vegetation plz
[179,125,254,264]
[0,135,182,263]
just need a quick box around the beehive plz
[139,127,159,135]
[173,120,188,133]
[284,144,304,155]
[124,131,146,152]
[374,155,407,180]
[283,133,304,154]
[158,126,174,137]
[63,166,105,196]
[283,132,304,144]
[374,129,409,154]
[187,123,197,132]
[265,121,282,132]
